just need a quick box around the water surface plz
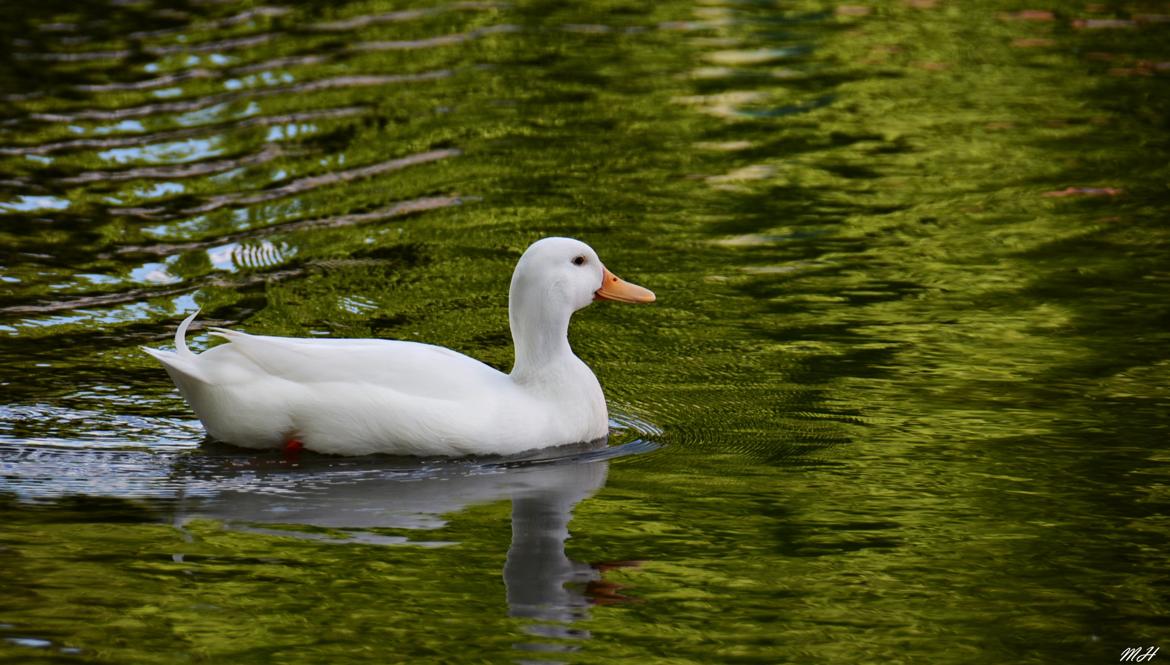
[2,0,1169,662]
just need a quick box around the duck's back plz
[203,330,509,400]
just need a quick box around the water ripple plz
[308,2,506,32]
[113,196,465,257]
[125,6,290,41]
[57,143,283,184]
[15,33,278,63]
[2,70,217,101]
[0,407,659,504]
[354,24,520,51]
[1,196,462,316]
[21,72,449,124]
[114,148,461,219]
[0,107,365,156]
[0,403,201,451]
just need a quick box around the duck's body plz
[143,238,654,456]
[148,319,608,456]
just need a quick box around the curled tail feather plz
[142,309,208,383]
[174,309,199,359]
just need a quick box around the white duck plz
[143,237,655,456]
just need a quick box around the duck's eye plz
[572,256,586,266]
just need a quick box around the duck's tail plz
[142,310,209,383]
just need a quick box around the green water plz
[2,0,1169,662]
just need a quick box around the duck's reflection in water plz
[504,460,637,657]
[170,441,646,658]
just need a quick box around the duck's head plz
[511,237,655,314]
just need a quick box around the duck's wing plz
[204,328,510,400]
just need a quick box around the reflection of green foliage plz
[2,497,518,664]
[2,0,1170,662]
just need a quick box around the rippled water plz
[2,0,1170,662]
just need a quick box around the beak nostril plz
[596,266,654,304]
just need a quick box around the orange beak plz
[595,267,656,303]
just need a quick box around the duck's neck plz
[508,284,576,382]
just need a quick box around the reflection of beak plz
[595,267,656,303]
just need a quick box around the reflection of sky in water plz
[340,295,379,314]
[130,259,182,285]
[98,137,222,165]
[209,167,246,183]
[5,294,198,336]
[135,182,185,200]
[19,302,153,330]
[26,272,126,300]
[71,120,146,136]
[145,199,307,241]
[224,70,294,91]
[189,53,232,67]
[266,123,313,141]
[76,273,124,286]
[108,182,186,204]
[172,293,199,313]
[142,215,207,238]
[175,100,259,126]
[207,244,236,271]
[0,195,70,213]
[143,53,233,74]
